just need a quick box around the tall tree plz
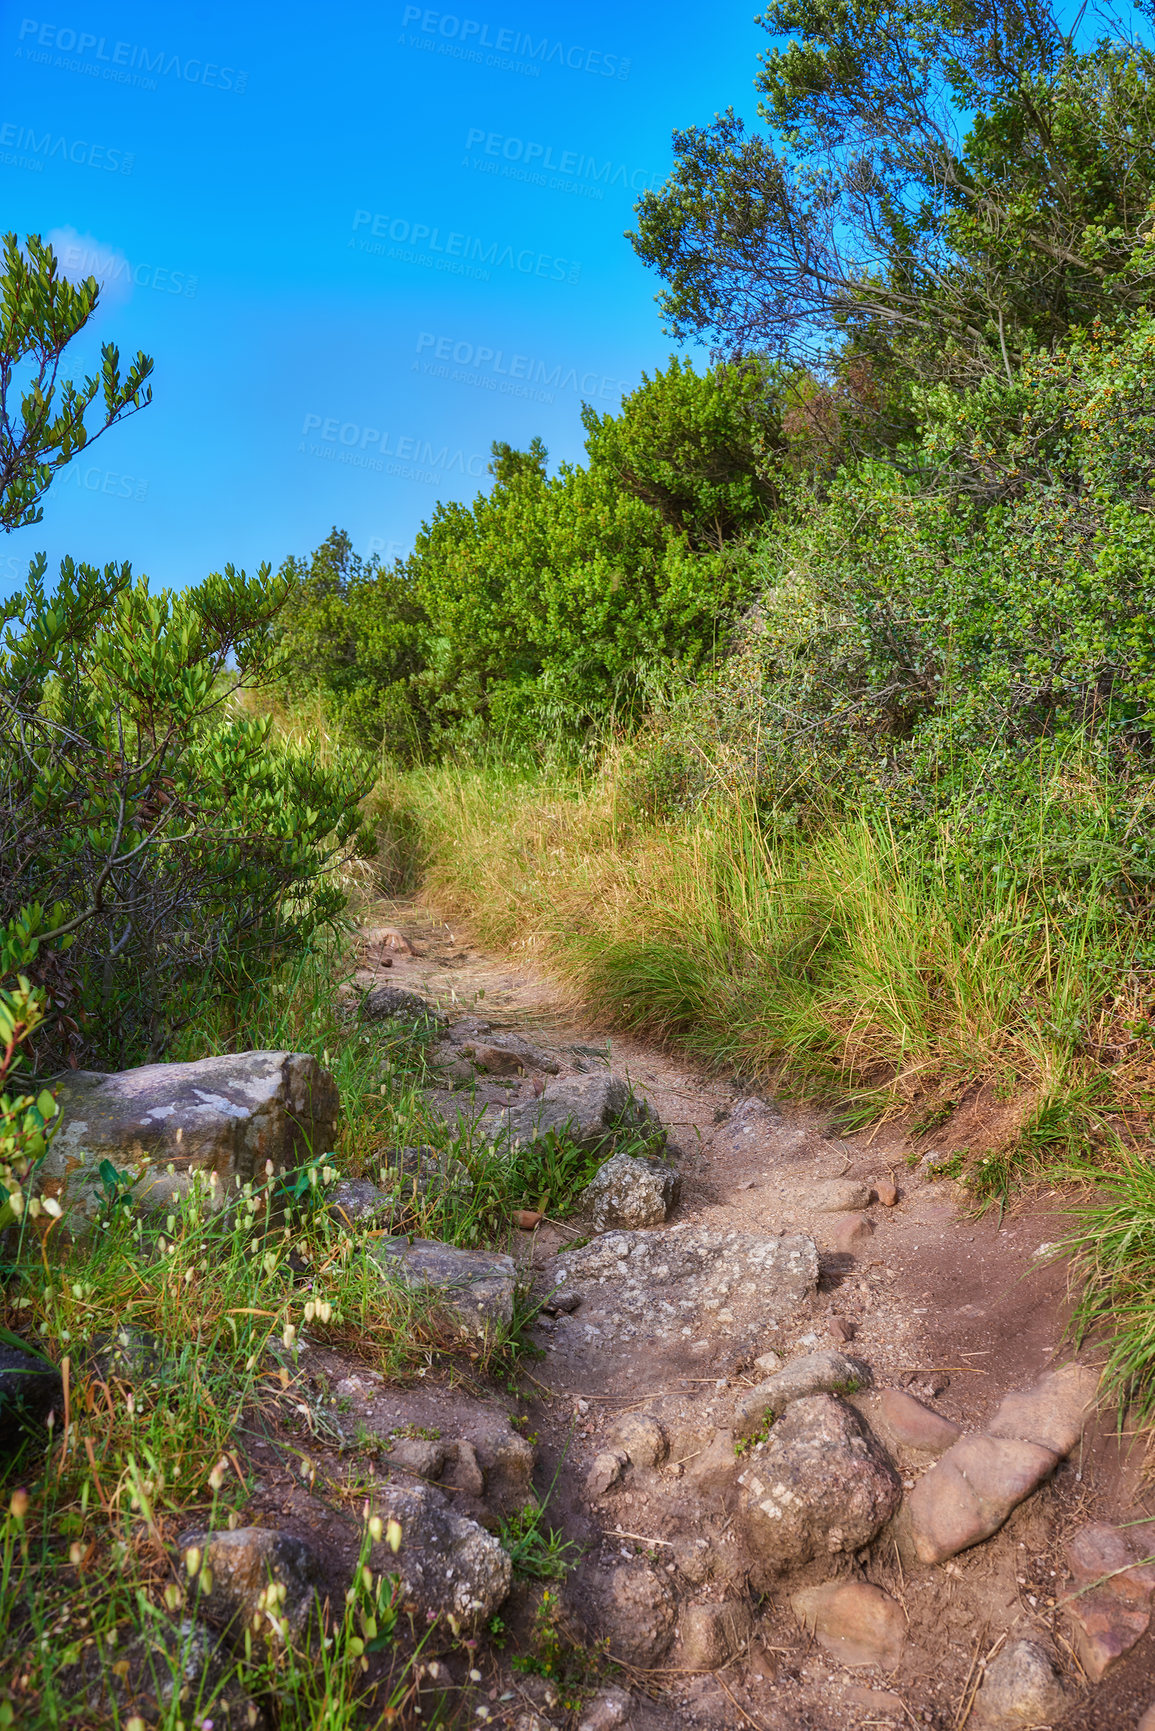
[629,0,1155,383]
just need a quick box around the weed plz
[497,1504,580,1582]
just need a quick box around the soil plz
[280,904,1155,1729]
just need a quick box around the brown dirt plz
[313,904,1155,1729]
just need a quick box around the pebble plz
[791,1579,906,1669]
[972,1638,1070,1726]
[810,1178,874,1212]
[831,1212,874,1253]
[874,1178,899,1206]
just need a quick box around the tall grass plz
[400,753,1134,1122]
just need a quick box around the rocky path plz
[344,905,1155,1731]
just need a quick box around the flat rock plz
[327,1178,396,1228]
[359,985,446,1027]
[736,1394,902,1576]
[972,1637,1070,1726]
[178,1526,322,1644]
[1062,1521,1155,1680]
[551,1227,818,1352]
[731,1351,868,1437]
[586,1559,677,1665]
[367,1237,516,1336]
[499,1072,664,1156]
[872,1387,961,1454]
[791,1580,906,1669]
[385,1437,447,1479]
[369,1481,511,1631]
[584,1152,680,1230]
[40,1051,338,1228]
[0,1342,61,1444]
[809,1178,874,1212]
[905,1433,1059,1564]
[985,1362,1099,1456]
[677,1599,753,1669]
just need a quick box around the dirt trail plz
[356,904,1155,1730]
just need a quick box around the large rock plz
[584,1152,680,1230]
[906,1364,1099,1565]
[731,1350,867,1437]
[972,1638,1070,1726]
[367,1237,516,1336]
[40,1052,338,1227]
[500,1073,664,1156]
[178,1527,322,1645]
[0,1342,61,1446]
[791,1580,906,1670]
[359,985,446,1027]
[736,1394,902,1576]
[585,1559,677,1665]
[370,1482,511,1631]
[551,1226,818,1352]
[1062,1521,1155,1680]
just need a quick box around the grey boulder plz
[499,1072,664,1156]
[736,1394,902,1577]
[584,1151,680,1230]
[0,1342,61,1445]
[371,1481,511,1630]
[359,986,446,1027]
[367,1236,516,1336]
[178,1526,322,1645]
[40,1051,338,1228]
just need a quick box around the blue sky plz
[1,1,768,591]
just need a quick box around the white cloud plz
[45,225,133,308]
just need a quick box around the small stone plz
[385,1437,447,1479]
[543,1287,580,1315]
[363,924,413,955]
[737,1395,902,1576]
[828,1315,855,1344]
[752,1350,783,1376]
[608,1413,668,1469]
[832,1212,874,1253]
[370,1481,511,1630]
[443,1439,485,1498]
[514,1209,543,1230]
[467,1418,536,1513]
[178,1527,322,1643]
[875,1388,961,1454]
[810,1179,874,1212]
[470,1043,526,1076]
[791,1580,906,1669]
[732,1350,867,1436]
[586,1451,627,1498]
[584,1153,680,1231]
[514,1714,552,1731]
[874,1179,899,1206]
[577,1685,632,1731]
[972,1638,1069,1727]
[678,1600,753,1669]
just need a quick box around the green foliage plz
[629,0,1155,382]
[0,230,153,530]
[278,359,772,753]
[0,553,373,1070]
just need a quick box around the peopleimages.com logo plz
[299,414,488,484]
[15,19,248,92]
[463,127,656,198]
[58,239,197,298]
[414,333,627,406]
[399,6,630,78]
[350,210,581,285]
[0,118,134,171]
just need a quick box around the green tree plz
[0,230,153,531]
[580,355,783,549]
[629,0,1155,383]
[275,527,427,752]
